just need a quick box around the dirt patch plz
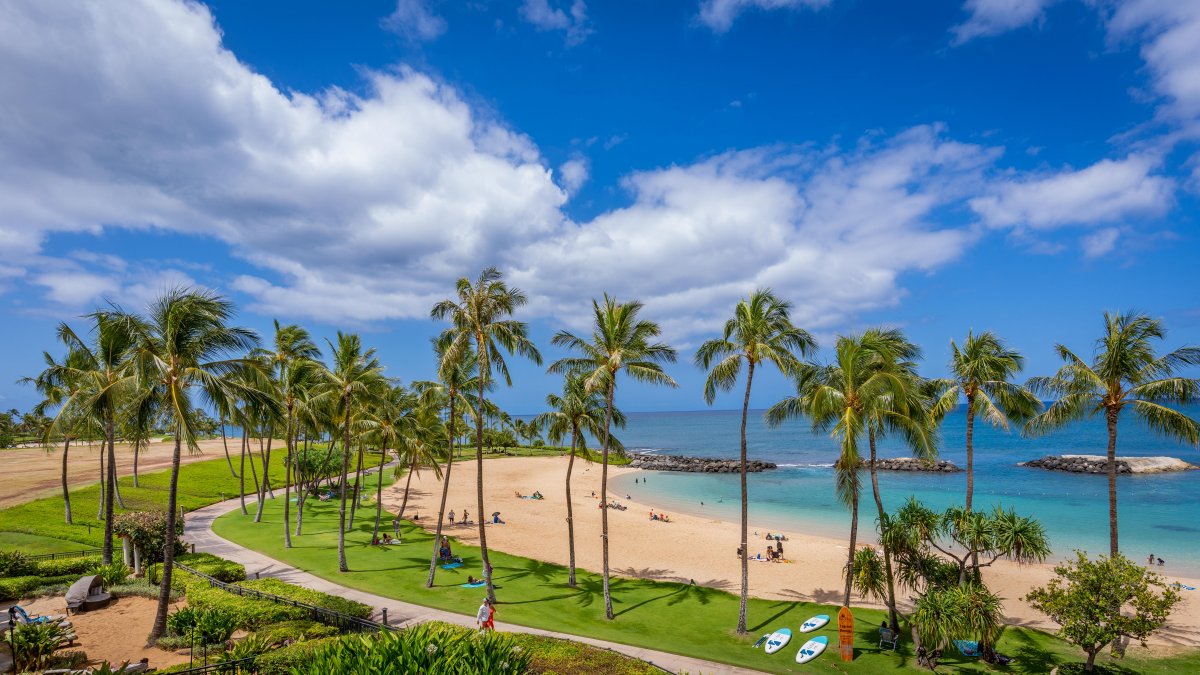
[21,595,192,669]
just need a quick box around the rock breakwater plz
[1020,455,1196,474]
[862,457,962,473]
[629,453,776,473]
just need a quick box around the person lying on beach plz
[467,575,477,584]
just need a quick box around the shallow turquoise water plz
[591,407,1200,576]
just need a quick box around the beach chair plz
[879,627,899,651]
[65,575,111,613]
[11,605,69,626]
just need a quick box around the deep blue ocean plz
[590,406,1200,576]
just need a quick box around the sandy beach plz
[385,454,1200,651]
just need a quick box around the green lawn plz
[214,497,1200,674]
[0,531,93,554]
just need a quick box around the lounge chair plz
[879,627,899,651]
[65,575,111,613]
[12,605,70,626]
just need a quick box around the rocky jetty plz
[1021,455,1197,474]
[628,453,776,473]
[863,457,962,473]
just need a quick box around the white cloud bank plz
[0,0,1181,338]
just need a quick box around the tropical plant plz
[694,288,814,633]
[388,388,444,530]
[550,294,677,619]
[432,267,542,602]
[90,561,131,586]
[315,332,386,573]
[1026,551,1181,672]
[1025,311,1200,556]
[910,583,1003,670]
[6,620,72,671]
[360,384,424,539]
[535,374,625,586]
[290,623,532,675]
[125,288,269,643]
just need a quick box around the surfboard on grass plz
[441,562,463,569]
[796,635,828,664]
[799,614,829,632]
[764,628,792,655]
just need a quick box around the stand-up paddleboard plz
[799,614,829,633]
[795,635,828,663]
[764,628,792,654]
[752,634,769,648]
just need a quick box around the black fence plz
[23,548,102,561]
[175,563,388,635]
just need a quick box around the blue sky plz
[1,0,1198,415]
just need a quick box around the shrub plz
[0,550,36,577]
[6,620,73,671]
[176,552,246,583]
[0,573,77,601]
[90,561,131,587]
[113,511,184,564]
[111,578,178,601]
[255,619,338,646]
[44,649,89,671]
[220,633,272,663]
[182,577,305,630]
[292,624,531,675]
[166,606,238,644]
[236,578,372,618]
[34,555,102,577]
[253,637,339,675]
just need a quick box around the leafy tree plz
[1026,551,1181,672]
[550,294,676,619]
[695,288,814,634]
[1025,312,1200,557]
[432,267,542,603]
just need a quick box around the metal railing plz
[22,548,102,561]
[175,563,388,635]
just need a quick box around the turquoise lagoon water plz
[594,407,1200,576]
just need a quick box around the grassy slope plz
[0,531,92,554]
[214,497,1200,674]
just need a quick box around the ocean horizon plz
[580,406,1200,577]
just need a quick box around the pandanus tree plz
[768,328,932,621]
[316,332,386,573]
[550,295,677,620]
[22,348,95,524]
[535,374,626,587]
[432,268,542,603]
[132,288,270,644]
[694,288,814,634]
[51,315,140,564]
[1025,311,1200,557]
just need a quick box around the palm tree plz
[390,389,445,527]
[131,288,268,644]
[52,315,140,564]
[550,294,677,619]
[1026,312,1200,557]
[359,384,417,540]
[432,267,542,603]
[23,349,95,524]
[768,329,932,615]
[316,332,386,573]
[694,288,814,634]
[535,374,625,587]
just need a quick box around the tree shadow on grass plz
[748,600,800,632]
[612,583,687,618]
[498,558,559,584]
[1007,627,1062,673]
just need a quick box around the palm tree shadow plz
[613,584,687,618]
[748,600,800,632]
[499,559,559,584]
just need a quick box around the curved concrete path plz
[184,497,765,675]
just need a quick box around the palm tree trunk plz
[245,429,261,500]
[220,417,237,477]
[427,397,456,588]
[1106,407,1119,558]
[96,443,105,519]
[477,362,496,604]
[565,426,578,587]
[600,378,616,620]
[737,361,754,634]
[296,436,311,537]
[61,437,73,524]
[132,439,141,487]
[868,429,899,629]
[965,392,979,576]
[348,443,365,531]
[399,455,417,520]
[283,408,294,548]
[102,418,116,565]
[254,430,274,522]
[337,400,353,573]
[372,444,388,540]
[113,472,126,509]
[843,483,859,607]
[239,429,249,515]
[147,427,182,644]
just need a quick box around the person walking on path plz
[477,598,495,631]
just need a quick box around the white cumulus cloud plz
[519,0,592,45]
[698,0,832,34]
[382,0,447,42]
[952,0,1057,44]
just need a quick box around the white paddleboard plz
[795,635,828,663]
[799,614,829,633]
[764,627,792,655]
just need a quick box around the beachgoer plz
[1158,557,1166,566]
[650,510,655,520]
[591,490,596,498]
[1149,553,1155,565]
[626,494,631,500]
[468,575,477,584]
[700,501,704,506]
[392,519,400,536]
[477,598,492,631]
[635,477,639,484]
[449,510,456,525]
[463,509,469,523]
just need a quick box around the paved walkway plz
[185,497,765,675]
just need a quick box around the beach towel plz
[462,581,487,588]
[953,640,981,657]
[1173,582,1196,591]
[441,562,463,569]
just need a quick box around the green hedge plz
[0,573,78,601]
[181,576,305,630]
[0,550,36,577]
[176,552,247,583]
[253,636,339,675]
[236,578,372,619]
[34,556,102,577]
[254,619,338,646]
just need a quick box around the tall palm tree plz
[53,315,140,564]
[316,332,386,573]
[1025,311,1200,556]
[432,267,542,603]
[695,288,814,634]
[550,294,677,620]
[359,384,417,540]
[768,329,931,613]
[23,349,95,524]
[535,374,625,587]
[390,389,445,528]
[131,288,268,644]
[421,347,483,588]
